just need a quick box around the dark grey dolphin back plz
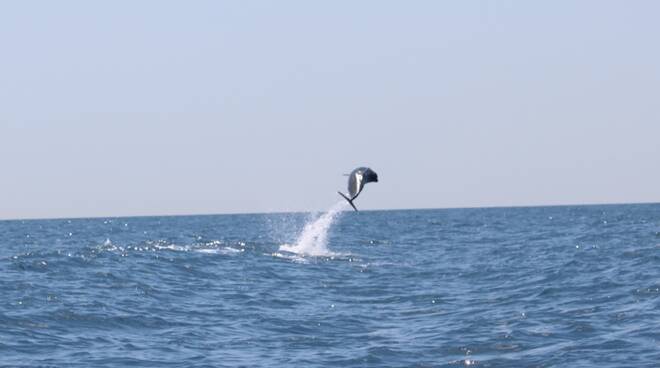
[347,167,379,199]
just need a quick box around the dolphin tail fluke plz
[337,191,358,212]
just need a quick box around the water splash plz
[279,201,347,257]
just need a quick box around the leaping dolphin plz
[337,167,378,211]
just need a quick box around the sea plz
[1,203,659,367]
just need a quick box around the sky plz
[1,1,659,220]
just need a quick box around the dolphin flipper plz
[337,191,358,212]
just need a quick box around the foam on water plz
[278,201,347,257]
[2,204,659,367]
[99,238,245,255]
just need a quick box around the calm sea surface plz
[1,203,659,367]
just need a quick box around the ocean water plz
[1,203,659,367]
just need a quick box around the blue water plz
[1,203,659,367]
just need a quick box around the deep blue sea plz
[1,203,659,367]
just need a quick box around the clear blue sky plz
[1,1,658,220]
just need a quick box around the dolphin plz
[337,167,378,211]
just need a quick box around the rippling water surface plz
[1,204,659,367]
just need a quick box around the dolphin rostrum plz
[337,167,378,211]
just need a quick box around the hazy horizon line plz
[2,200,657,223]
